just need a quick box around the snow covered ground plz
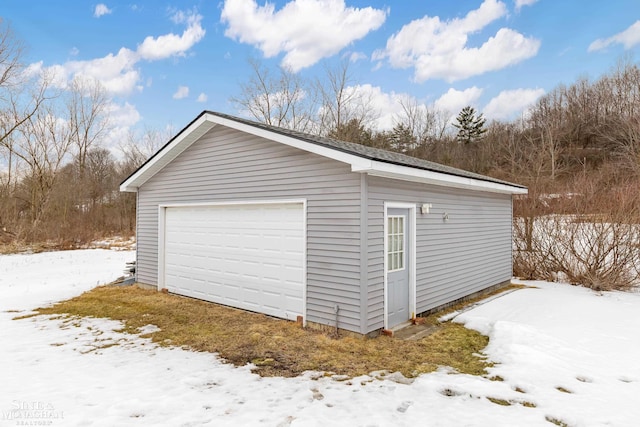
[1,250,639,426]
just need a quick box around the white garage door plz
[163,202,305,321]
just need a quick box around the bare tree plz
[230,58,316,132]
[84,147,116,206]
[394,96,449,145]
[598,114,640,177]
[66,76,110,174]
[0,20,52,197]
[0,18,25,108]
[230,59,379,142]
[316,60,377,139]
[12,100,72,234]
[118,126,173,177]
[0,20,57,238]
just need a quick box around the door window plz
[387,215,405,272]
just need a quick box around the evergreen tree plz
[328,118,373,146]
[387,122,417,153]
[453,106,486,144]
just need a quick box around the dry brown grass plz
[0,235,135,254]
[0,241,32,254]
[0,241,77,254]
[30,284,517,378]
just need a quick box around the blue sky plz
[5,0,640,142]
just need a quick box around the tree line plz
[234,55,640,206]
[0,21,166,246]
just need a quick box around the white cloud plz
[69,47,79,56]
[101,102,143,154]
[29,52,140,96]
[220,0,387,71]
[24,61,44,78]
[348,52,367,63]
[434,87,484,116]
[94,4,112,18]
[514,0,538,11]
[588,21,640,52]
[483,88,545,120]
[170,9,188,24]
[57,48,141,95]
[373,0,540,82]
[34,10,204,96]
[346,84,405,130]
[138,11,205,60]
[105,101,142,128]
[196,93,208,103]
[173,86,189,99]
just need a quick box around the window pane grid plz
[387,215,405,272]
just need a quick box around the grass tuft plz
[31,284,493,378]
[487,397,511,406]
[12,313,39,320]
[545,416,569,426]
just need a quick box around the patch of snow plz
[1,250,640,426]
[454,279,640,426]
[0,249,135,313]
[438,311,460,322]
[138,324,161,335]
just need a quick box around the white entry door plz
[162,202,305,321]
[387,208,411,328]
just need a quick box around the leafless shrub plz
[514,216,640,290]
[514,175,640,291]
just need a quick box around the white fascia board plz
[119,115,216,192]
[352,161,528,195]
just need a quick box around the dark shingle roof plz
[207,111,526,189]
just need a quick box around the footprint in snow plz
[310,387,324,401]
[276,415,295,427]
[397,401,413,413]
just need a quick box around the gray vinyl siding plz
[136,125,363,332]
[366,176,513,332]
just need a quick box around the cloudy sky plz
[6,0,640,137]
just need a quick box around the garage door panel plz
[164,203,304,321]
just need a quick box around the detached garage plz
[121,111,527,335]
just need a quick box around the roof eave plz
[352,161,528,195]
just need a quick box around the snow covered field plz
[1,249,639,426]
